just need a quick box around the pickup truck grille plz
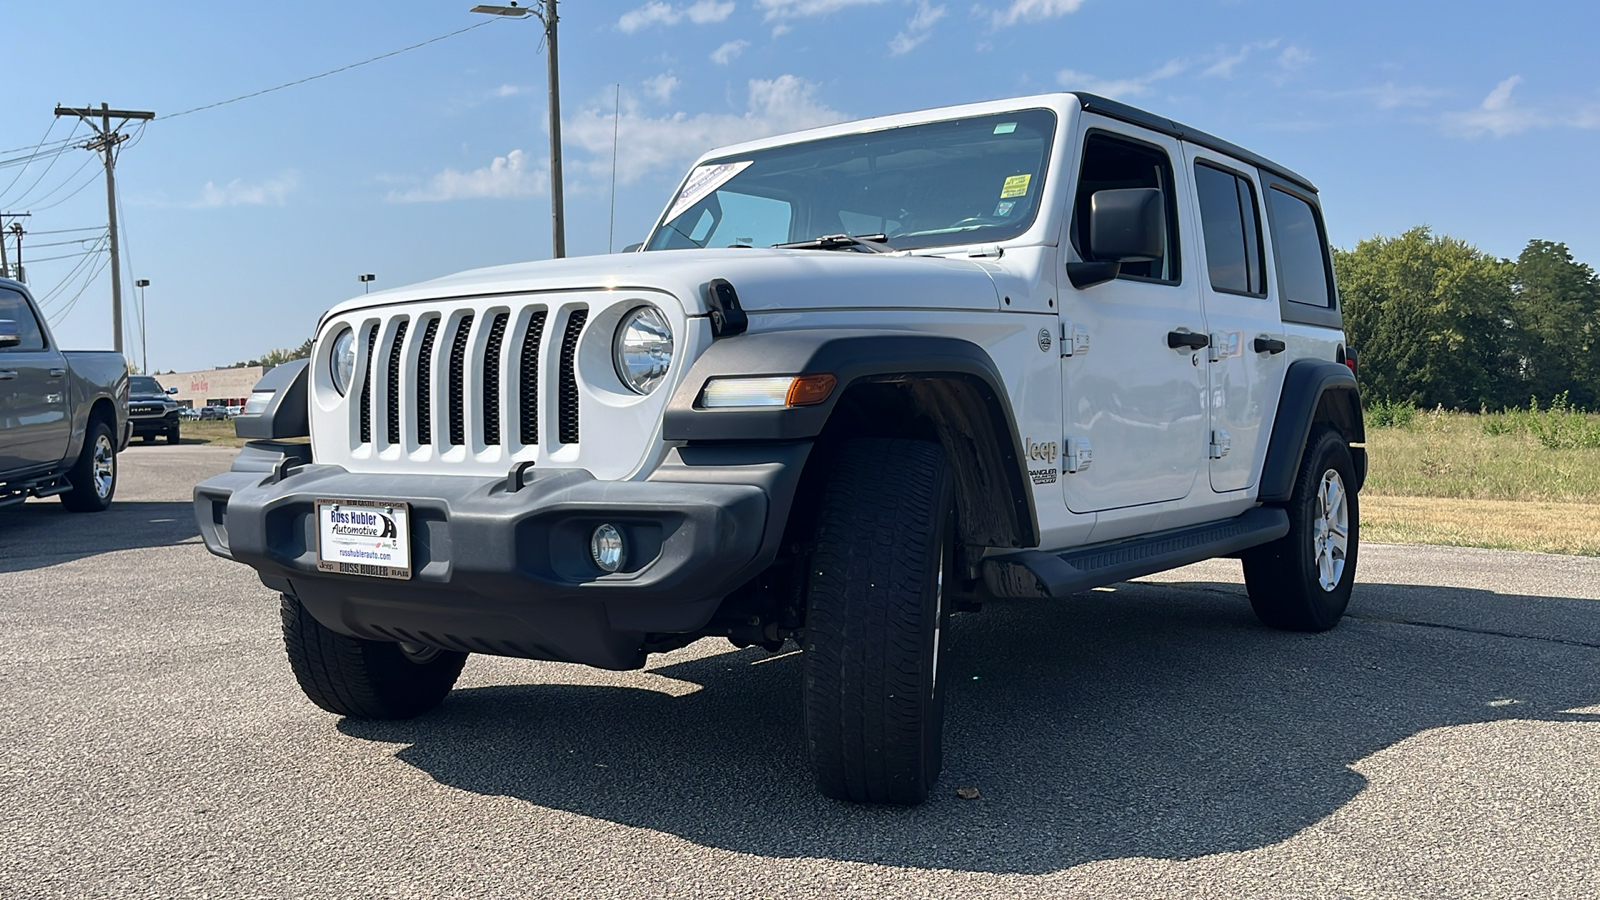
[357,305,588,456]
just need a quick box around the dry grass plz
[1362,408,1600,556]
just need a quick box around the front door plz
[0,287,71,474]
[1058,120,1207,514]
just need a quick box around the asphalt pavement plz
[1,444,1596,899]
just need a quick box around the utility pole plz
[54,103,155,358]
[8,222,25,283]
[471,1,565,258]
[0,212,28,281]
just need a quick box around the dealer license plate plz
[315,498,412,580]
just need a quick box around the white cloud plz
[1202,39,1279,79]
[1442,75,1547,137]
[495,84,525,98]
[1277,45,1312,70]
[643,73,681,102]
[618,0,735,32]
[1057,58,1186,100]
[389,150,546,202]
[1344,82,1448,110]
[711,39,750,64]
[989,0,1086,30]
[889,1,945,55]
[565,75,847,186]
[758,0,887,20]
[194,171,298,207]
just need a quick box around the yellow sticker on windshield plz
[1000,174,1031,198]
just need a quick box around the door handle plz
[1167,330,1210,350]
[0,370,16,380]
[49,367,66,377]
[1253,337,1286,355]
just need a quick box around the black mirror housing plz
[1089,187,1165,263]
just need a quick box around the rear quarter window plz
[1265,187,1334,308]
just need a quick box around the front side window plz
[0,288,47,351]
[1266,186,1334,308]
[647,109,1057,252]
[1071,132,1181,283]
[1194,162,1265,295]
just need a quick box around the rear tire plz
[60,419,117,513]
[802,438,955,806]
[281,593,467,719]
[1243,427,1359,631]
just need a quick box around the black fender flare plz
[1259,358,1366,502]
[663,330,1038,548]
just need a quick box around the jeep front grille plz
[351,305,588,456]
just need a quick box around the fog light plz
[590,524,624,573]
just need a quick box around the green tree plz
[1334,227,1517,409]
[229,337,314,371]
[1510,240,1599,407]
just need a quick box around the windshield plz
[130,376,164,394]
[646,108,1057,253]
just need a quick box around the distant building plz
[157,366,264,409]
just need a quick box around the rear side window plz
[1266,187,1334,308]
[1194,162,1265,295]
[0,288,47,351]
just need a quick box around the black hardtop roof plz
[1072,92,1317,194]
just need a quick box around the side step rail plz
[983,506,1289,599]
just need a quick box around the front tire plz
[1243,427,1359,631]
[281,593,467,719]
[60,419,117,512]
[166,425,181,445]
[802,438,955,806]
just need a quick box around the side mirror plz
[166,386,179,395]
[0,319,19,349]
[1066,187,1166,289]
[622,242,643,253]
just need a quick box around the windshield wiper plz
[772,233,895,254]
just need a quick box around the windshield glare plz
[130,377,164,394]
[646,109,1056,253]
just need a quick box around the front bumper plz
[130,411,179,436]
[194,441,809,669]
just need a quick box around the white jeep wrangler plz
[196,92,1364,806]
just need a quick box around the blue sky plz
[2,0,1596,372]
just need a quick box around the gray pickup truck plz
[1,277,130,512]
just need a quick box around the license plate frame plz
[314,498,412,580]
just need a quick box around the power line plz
[0,119,79,207]
[25,234,108,250]
[14,153,97,209]
[162,20,499,121]
[22,247,108,264]
[48,253,113,328]
[37,234,110,306]
[24,226,105,236]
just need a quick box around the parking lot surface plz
[2,445,1597,898]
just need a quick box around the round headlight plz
[329,328,357,396]
[612,306,673,395]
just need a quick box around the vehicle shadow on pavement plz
[337,579,1600,874]
[0,501,201,573]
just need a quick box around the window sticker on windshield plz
[1000,173,1031,198]
[994,200,1016,217]
[665,161,754,223]
[993,122,1018,135]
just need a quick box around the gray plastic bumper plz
[194,441,810,670]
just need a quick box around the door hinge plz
[1064,437,1093,473]
[1060,322,1090,357]
[1209,429,1231,459]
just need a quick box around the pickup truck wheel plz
[166,425,181,444]
[60,420,117,513]
[280,593,468,719]
[802,438,955,806]
[1243,427,1359,632]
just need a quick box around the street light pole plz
[135,278,150,373]
[471,1,565,258]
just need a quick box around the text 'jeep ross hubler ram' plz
[196,93,1365,805]
[2,278,130,512]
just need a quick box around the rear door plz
[1182,147,1286,493]
[0,287,72,474]
[1058,120,1207,513]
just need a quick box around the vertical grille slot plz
[557,309,587,444]
[358,325,377,444]
[448,315,474,447]
[415,317,439,445]
[384,319,408,446]
[518,311,547,446]
[481,313,509,445]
